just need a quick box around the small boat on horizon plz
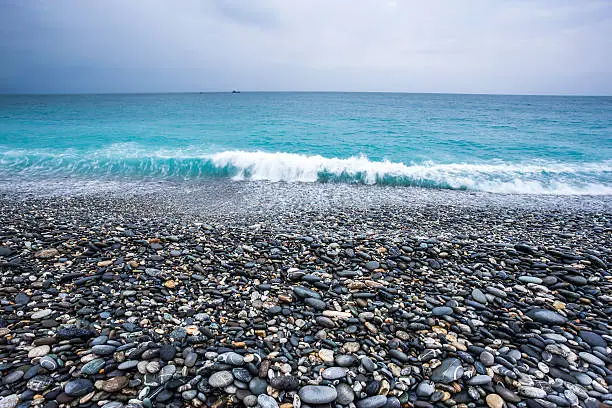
[232,90,240,93]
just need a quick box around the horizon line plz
[1,90,611,97]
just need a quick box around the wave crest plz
[1,147,611,195]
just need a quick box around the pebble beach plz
[0,182,611,408]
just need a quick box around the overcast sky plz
[1,0,611,95]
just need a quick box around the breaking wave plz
[1,147,611,195]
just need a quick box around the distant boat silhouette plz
[232,90,240,93]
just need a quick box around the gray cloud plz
[0,0,611,94]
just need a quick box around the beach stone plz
[485,394,504,408]
[322,366,347,380]
[232,368,252,383]
[318,349,334,363]
[118,360,139,370]
[28,345,50,358]
[91,344,116,355]
[159,344,176,361]
[518,386,547,399]
[578,351,605,366]
[209,370,233,388]
[335,354,357,366]
[34,248,59,259]
[335,383,355,405]
[2,371,24,385]
[100,376,129,392]
[471,288,487,304]
[468,374,492,385]
[431,358,463,383]
[257,394,279,408]
[526,309,567,325]
[31,309,52,320]
[0,395,19,408]
[579,331,606,347]
[27,375,53,392]
[65,379,94,397]
[39,356,58,371]
[357,395,388,408]
[480,351,495,366]
[432,306,453,316]
[416,381,435,397]
[81,358,105,375]
[218,352,244,365]
[269,375,299,390]
[298,385,338,404]
[249,377,268,395]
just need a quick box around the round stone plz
[430,358,464,383]
[209,370,234,388]
[218,352,244,366]
[335,383,355,405]
[257,395,279,408]
[39,356,58,371]
[247,377,267,395]
[298,385,338,404]
[416,381,435,397]
[486,394,504,408]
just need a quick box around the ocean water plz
[0,92,611,195]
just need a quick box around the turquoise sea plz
[0,92,611,195]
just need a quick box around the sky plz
[1,0,611,95]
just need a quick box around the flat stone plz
[335,383,355,405]
[100,376,128,392]
[579,331,606,347]
[65,379,94,397]
[431,358,464,383]
[298,385,338,404]
[27,375,53,392]
[526,309,567,325]
[269,375,299,390]
[432,306,453,316]
[468,374,492,385]
[209,370,233,388]
[471,288,487,304]
[578,352,605,367]
[81,358,106,375]
[31,309,52,320]
[0,394,19,408]
[159,344,176,361]
[518,386,547,399]
[91,345,116,355]
[356,395,388,408]
[257,394,279,408]
[34,248,59,259]
[321,367,347,380]
[218,352,244,365]
[28,345,50,358]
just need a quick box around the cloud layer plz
[1,0,611,94]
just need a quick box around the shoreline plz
[0,182,611,408]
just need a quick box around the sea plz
[1,92,611,195]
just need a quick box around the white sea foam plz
[1,147,611,195]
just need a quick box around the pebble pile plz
[0,193,611,408]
